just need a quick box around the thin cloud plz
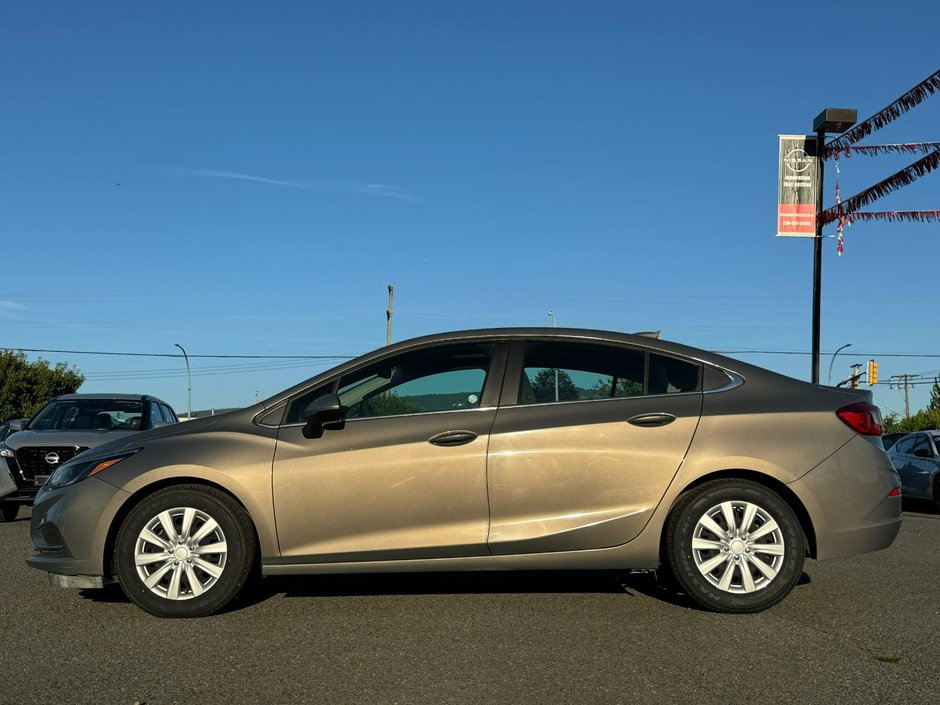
[176,168,416,202]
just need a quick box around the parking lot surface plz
[1,504,937,705]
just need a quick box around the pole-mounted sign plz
[776,135,818,237]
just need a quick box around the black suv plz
[0,394,178,521]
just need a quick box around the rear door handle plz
[627,413,677,427]
[428,430,478,447]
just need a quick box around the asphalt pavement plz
[1,504,937,705]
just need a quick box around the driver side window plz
[338,343,493,419]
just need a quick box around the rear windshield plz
[28,400,143,431]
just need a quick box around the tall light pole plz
[827,343,852,386]
[174,343,192,420]
[810,108,857,384]
[548,311,558,401]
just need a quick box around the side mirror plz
[302,394,347,439]
[9,419,26,432]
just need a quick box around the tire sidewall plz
[115,485,253,618]
[667,480,805,613]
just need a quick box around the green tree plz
[531,368,578,402]
[883,407,940,434]
[929,377,940,412]
[0,350,84,421]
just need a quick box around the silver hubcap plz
[133,507,228,601]
[691,500,785,594]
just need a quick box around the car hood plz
[70,415,228,461]
[4,429,139,451]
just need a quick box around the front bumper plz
[26,476,130,578]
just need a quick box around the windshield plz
[28,400,144,431]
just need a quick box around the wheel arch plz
[102,477,262,580]
[662,469,817,559]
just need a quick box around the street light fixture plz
[827,343,852,386]
[548,311,558,401]
[809,108,857,385]
[174,343,192,421]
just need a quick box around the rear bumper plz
[791,436,902,560]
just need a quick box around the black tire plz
[665,479,805,613]
[0,503,19,522]
[115,485,256,618]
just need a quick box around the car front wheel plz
[115,485,256,618]
[665,479,805,613]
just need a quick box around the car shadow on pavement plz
[230,568,812,614]
[76,569,815,615]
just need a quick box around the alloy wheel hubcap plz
[691,500,785,594]
[133,507,228,600]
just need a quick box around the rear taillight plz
[836,402,884,436]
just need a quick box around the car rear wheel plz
[665,479,805,613]
[115,485,256,618]
[0,503,19,522]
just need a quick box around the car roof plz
[53,393,171,405]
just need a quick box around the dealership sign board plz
[777,135,818,237]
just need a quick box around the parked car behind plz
[881,432,906,451]
[0,394,178,521]
[26,328,901,618]
[0,418,28,443]
[887,431,940,511]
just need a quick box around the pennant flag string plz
[834,211,940,224]
[822,68,940,158]
[829,142,940,158]
[820,149,940,225]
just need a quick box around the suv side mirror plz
[9,419,26,432]
[302,394,347,439]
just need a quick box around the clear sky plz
[2,1,939,418]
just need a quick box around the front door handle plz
[627,413,677,427]
[428,430,478,447]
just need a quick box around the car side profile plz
[26,329,902,617]
[886,431,940,511]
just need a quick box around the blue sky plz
[2,1,939,417]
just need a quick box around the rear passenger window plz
[519,342,644,404]
[518,343,702,405]
[649,354,701,395]
[703,366,733,390]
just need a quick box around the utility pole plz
[890,374,920,418]
[386,284,395,345]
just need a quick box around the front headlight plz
[46,449,141,490]
[0,444,13,459]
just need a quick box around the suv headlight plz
[0,444,13,459]
[46,449,141,490]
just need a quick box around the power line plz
[8,345,940,361]
[4,347,356,360]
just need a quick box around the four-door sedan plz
[887,431,940,511]
[26,329,902,618]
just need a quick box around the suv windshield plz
[28,400,144,431]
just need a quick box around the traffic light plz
[851,364,861,389]
[868,359,878,386]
